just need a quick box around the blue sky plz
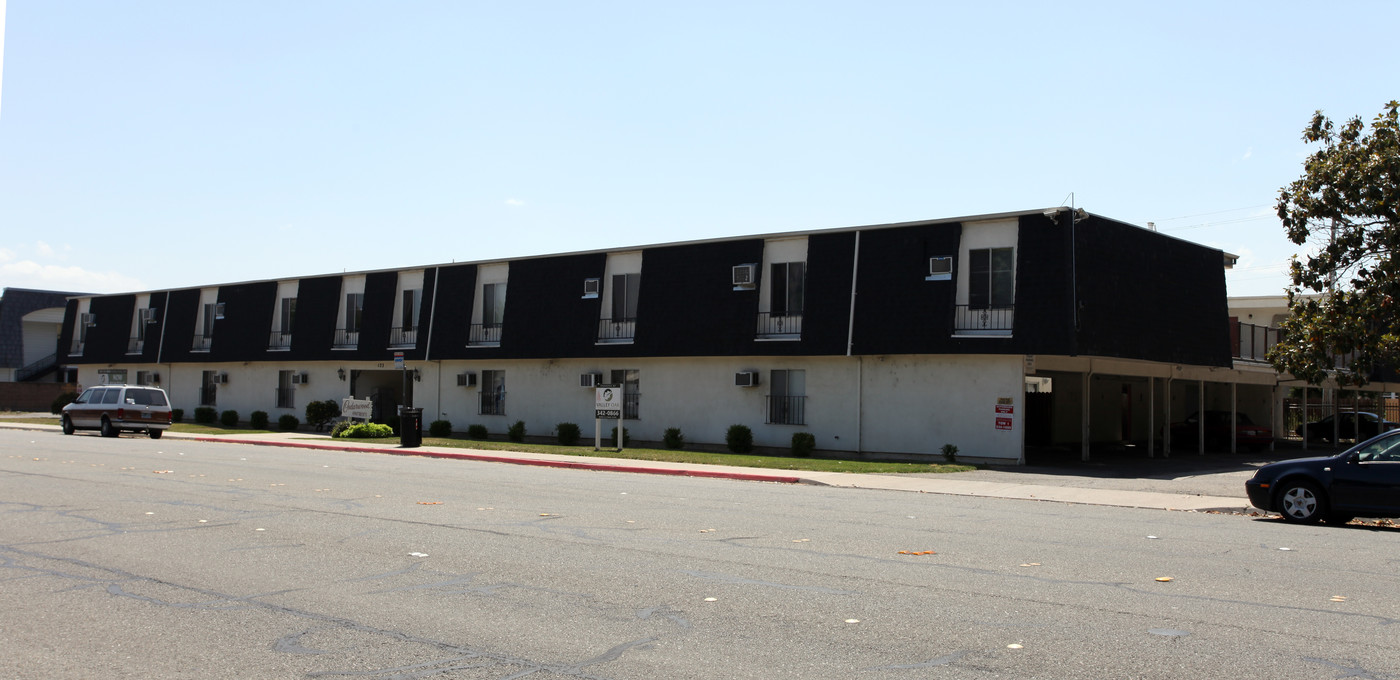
[2,1,1397,298]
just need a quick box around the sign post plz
[594,386,623,452]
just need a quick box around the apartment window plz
[767,369,806,425]
[345,293,364,332]
[610,369,640,420]
[276,370,295,409]
[280,297,297,334]
[200,371,218,406]
[771,262,805,315]
[401,289,421,332]
[483,284,505,327]
[479,370,506,416]
[969,247,1014,309]
[599,274,640,343]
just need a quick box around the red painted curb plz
[192,437,803,484]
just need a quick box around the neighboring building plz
[59,208,1273,463]
[0,287,82,382]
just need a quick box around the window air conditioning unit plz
[151,372,161,384]
[735,371,758,387]
[732,264,756,288]
[580,373,603,388]
[82,313,97,327]
[291,372,309,384]
[212,372,229,384]
[214,303,226,320]
[457,372,477,387]
[583,278,600,297]
[927,256,952,281]
[140,308,159,324]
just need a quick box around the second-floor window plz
[345,293,364,332]
[771,262,805,316]
[483,284,505,327]
[969,247,1014,309]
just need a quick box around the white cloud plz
[1,260,145,294]
[1241,147,1253,161]
[35,241,55,257]
[505,198,525,207]
[0,248,14,263]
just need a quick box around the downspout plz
[847,231,862,453]
[424,267,440,421]
[157,296,171,394]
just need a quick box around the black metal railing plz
[268,330,293,350]
[479,389,507,416]
[767,395,806,425]
[1232,321,1280,362]
[15,353,57,382]
[389,326,418,348]
[756,312,803,337]
[192,333,213,351]
[333,328,359,349]
[199,386,217,406]
[468,323,503,346]
[126,337,144,354]
[622,391,641,420]
[275,387,295,409]
[953,305,1014,332]
[597,317,636,343]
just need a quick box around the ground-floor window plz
[276,370,295,409]
[610,369,640,419]
[767,369,806,425]
[480,370,506,415]
[200,370,218,406]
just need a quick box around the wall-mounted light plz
[337,367,347,381]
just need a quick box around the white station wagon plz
[61,384,173,439]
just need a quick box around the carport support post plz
[1198,380,1206,455]
[1230,383,1238,454]
[1147,377,1155,458]
[1081,372,1092,462]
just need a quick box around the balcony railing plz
[333,328,360,349]
[70,342,85,357]
[268,330,293,350]
[479,389,507,416]
[1231,321,1280,362]
[767,395,807,425]
[127,337,145,354]
[192,333,212,352]
[469,323,503,346]
[275,387,295,409]
[199,386,217,406]
[597,317,636,343]
[389,326,418,348]
[757,312,802,338]
[953,305,1014,334]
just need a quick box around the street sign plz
[595,386,622,419]
[394,352,404,370]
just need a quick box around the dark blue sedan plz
[1245,429,1400,524]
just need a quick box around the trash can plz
[400,407,423,448]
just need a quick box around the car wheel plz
[61,416,74,435]
[100,417,118,438]
[149,429,163,440]
[1277,480,1327,524]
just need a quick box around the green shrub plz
[329,420,353,437]
[305,400,341,431]
[791,432,816,457]
[50,391,78,414]
[194,407,217,424]
[726,424,753,453]
[249,411,269,429]
[172,408,184,423]
[278,414,300,431]
[610,426,630,447]
[336,422,394,439]
[556,422,580,446]
[220,410,239,428]
[940,443,959,463]
[428,419,453,437]
[663,427,685,450]
[467,424,488,440]
[507,420,526,442]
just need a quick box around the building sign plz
[595,387,622,419]
[995,397,1014,431]
[342,398,373,421]
[394,352,405,370]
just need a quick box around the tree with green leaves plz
[1270,101,1400,385]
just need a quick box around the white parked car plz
[61,384,173,439]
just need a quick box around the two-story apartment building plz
[59,208,1264,463]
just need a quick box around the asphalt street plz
[3,429,1399,679]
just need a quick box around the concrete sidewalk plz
[1,420,1258,514]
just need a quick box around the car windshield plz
[74,389,96,404]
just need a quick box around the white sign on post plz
[595,387,622,419]
[342,398,373,421]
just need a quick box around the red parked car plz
[1171,411,1272,452]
